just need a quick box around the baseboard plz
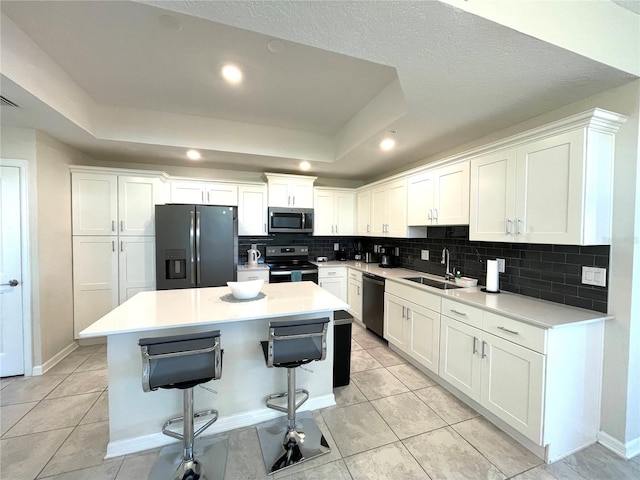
[104,393,336,458]
[599,431,640,459]
[40,341,79,375]
[31,365,43,376]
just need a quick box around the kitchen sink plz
[403,277,462,290]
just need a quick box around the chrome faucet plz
[442,247,454,281]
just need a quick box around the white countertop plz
[79,281,348,338]
[314,260,611,329]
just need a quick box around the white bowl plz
[455,277,478,287]
[227,279,264,299]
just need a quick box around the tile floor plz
[2,325,640,479]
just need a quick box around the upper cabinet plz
[470,109,626,245]
[370,179,408,237]
[356,189,372,236]
[72,171,161,236]
[407,161,470,226]
[265,173,316,208]
[238,184,268,236]
[170,180,238,206]
[313,188,355,236]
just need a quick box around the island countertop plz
[79,281,349,338]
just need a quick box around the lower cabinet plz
[439,315,544,443]
[318,267,347,303]
[236,268,269,282]
[73,235,155,338]
[384,282,441,374]
[347,269,362,319]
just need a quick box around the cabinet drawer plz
[236,270,269,282]
[441,298,483,328]
[483,312,547,353]
[348,268,362,282]
[319,267,346,279]
[386,280,440,312]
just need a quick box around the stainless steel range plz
[266,245,319,284]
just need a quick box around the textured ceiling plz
[1,0,637,182]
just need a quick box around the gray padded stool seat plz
[256,317,331,474]
[139,331,227,480]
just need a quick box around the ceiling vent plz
[0,95,21,108]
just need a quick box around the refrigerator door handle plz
[190,210,196,286]
[196,211,202,285]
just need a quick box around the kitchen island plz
[79,281,348,458]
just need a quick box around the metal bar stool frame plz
[139,331,226,480]
[257,317,331,474]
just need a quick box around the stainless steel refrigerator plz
[155,204,238,289]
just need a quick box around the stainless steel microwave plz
[268,207,314,234]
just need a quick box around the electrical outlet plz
[582,266,607,287]
[496,258,506,273]
[421,250,429,261]
[334,243,339,251]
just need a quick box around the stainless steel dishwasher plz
[362,273,385,338]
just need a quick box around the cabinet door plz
[407,172,434,226]
[370,186,388,236]
[267,178,290,207]
[407,302,440,374]
[515,130,584,244]
[347,279,362,319]
[356,189,372,235]
[387,179,408,237]
[73,236,118,338]
[171,181,206,204]
[72,173,118,236]
[481,332,545,443]
[434,161,470,225]
[439,316,482,401]
[291,181,314,208]
[313,189,336,236]
[384,293,406,349]
[118,176,160,236]
[319,277,346,302]
[469,149,517,241]
[118,236,155,303]
[238,185,268,236]
[237,269,270,282]
[335,191,355,235]
[206,183,238,206]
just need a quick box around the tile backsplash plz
[240,227,609,313]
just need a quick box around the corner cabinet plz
[313,188,355,236]
[265,173,316,208]
[71,168,163,338]
[469,109,626,245]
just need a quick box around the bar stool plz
[139,331,227,480]
[256,317,331,474]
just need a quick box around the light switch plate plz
[421,250,429,260]
[496,258,505,273]
[582,266,607,287]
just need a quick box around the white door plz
[118,176,160,236]
[434,161,470,225]
[0,165,24,376]
[290,181,314,208]
[206,183,238,206]
[71,172,118,236]
[119,236,156,302]
[387,179,407,237]
[238,185,268,236]
[313,189,336,235]
[335,191,355,236]
[439,316,482,401]
[356,189,371,235]
[407,172,434,226]
[383,294,406,348]
[370,186,388,236]
[408,303,440,374]
[170,181,206,204]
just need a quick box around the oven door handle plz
[270,269,318,276]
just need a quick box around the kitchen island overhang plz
[79,282,349,458]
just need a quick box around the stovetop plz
[267,260,316,271]
[265,245,315,271]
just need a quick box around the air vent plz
[0,95,21,108]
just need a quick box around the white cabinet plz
[370,179,408,237]
[238,184,268,236]
[265,173,316,208]
[318,267,347,303]
[313,188,355,236]
[170,181,238,206]
[236,268,270,282]
[356,188,372,236]
[407,162,470,226]
[384,281,441,374]
[72,173,160,236]
[347,268,362,320]
[470,110,625,245]
[72,235,156,338]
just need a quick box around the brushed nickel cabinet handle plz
[497,326,519,335]
[481,340,487,358]
[473,336,478,354]
[450,309,467,316]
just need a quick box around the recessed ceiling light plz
[221,64,243,85]
[186,149,201,160]
[299,161,311,171]
[379,137,396,151]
